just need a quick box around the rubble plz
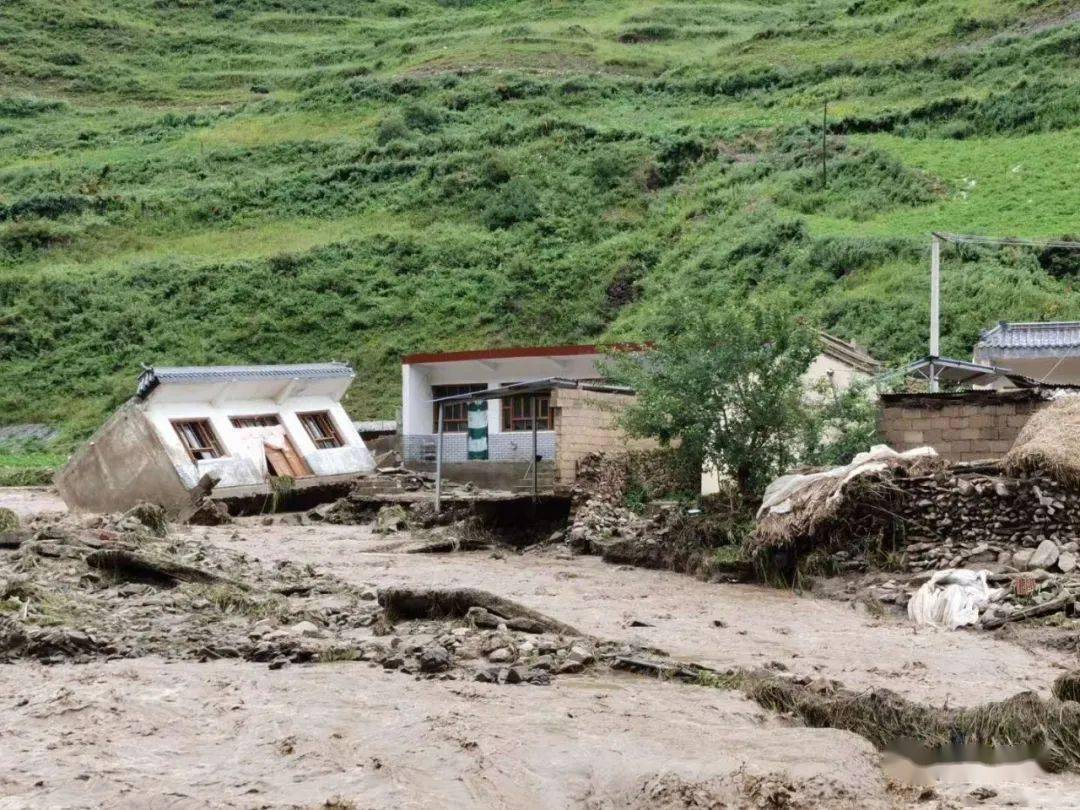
[0,508,650,686]
[566,453,750,577]
[753,457,1080,631]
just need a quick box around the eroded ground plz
[2,490,1080,809]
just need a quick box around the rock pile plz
[566,454,747,576]
[0,508,627,683]
[894,468,1080,576]
[804,463,1080,630]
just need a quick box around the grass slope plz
[1,0,1078,440]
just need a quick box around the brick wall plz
[878,390,1047,462]
[550,388,656,492]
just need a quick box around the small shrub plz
[0,221,72,255]
[47,52,84,66]
[617,25,677,43]
[481,179,540,229]
[402,102,443,132]
[0,194,91,222]
[375,116,410,145]
[1038,236,1080,279]
[477,152,511,187]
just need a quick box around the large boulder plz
[1029,539,1060,571]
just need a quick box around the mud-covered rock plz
[123,502,169,536]
[419,644,451,673]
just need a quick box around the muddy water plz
[881,742,1079,809]
[204,518,1075,707]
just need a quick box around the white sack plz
[907,569,1005,630]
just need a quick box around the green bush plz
[481,179,541,229]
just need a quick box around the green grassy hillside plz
[1,0,1078,440]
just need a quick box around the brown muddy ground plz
[203,518,1076,708]
[2,488,1080,808]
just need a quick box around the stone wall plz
[550,388,656,493]
[878,389,1048,462]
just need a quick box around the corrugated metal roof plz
[890,356,1037,388]
[977,322,1080,351]
[137,363,354,398]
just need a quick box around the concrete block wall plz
[878,390,1048,462]
[550,388,656,492]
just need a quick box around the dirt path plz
[202,519,1078,708]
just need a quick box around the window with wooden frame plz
[501,392,553,432]
[172,419,225,461]
[229,414,280,429]
[431,384,487,432]
[298,411,344,449]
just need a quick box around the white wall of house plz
[400,350,605,464]
[973,355,1080,387]
[803,352,868,395]
[400,352,604,436]
[144,379,373,489]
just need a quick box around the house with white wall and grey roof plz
[56,363,375,515]
[973,322,1080,387]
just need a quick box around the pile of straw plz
[748,452,941,555]
[1003,396,1080,488]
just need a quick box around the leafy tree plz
[801,378,880,468]
[604,300,819,501]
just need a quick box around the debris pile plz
[753,443,1080,629]
[892,467,1080,576]
[567,454,748,576]
[0,507,635,684]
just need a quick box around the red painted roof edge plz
[402,343,642,365]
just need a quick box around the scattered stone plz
[487,647,514,664]
[419,644,451,673]
[1059,551,1077,574]
[290,621,321,638]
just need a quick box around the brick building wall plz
[878,390,1048,462]
[550,388,656,492]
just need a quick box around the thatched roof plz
[1003,396,1080,489]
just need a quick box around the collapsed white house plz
[56,363,375,515]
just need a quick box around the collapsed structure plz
[56,363,375,515]
[753,398,1080,629]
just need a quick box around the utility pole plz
[929,233,941,392]
[821,102,828,189]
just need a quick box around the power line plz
[933,232,1080,250]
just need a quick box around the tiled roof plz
[977,322,1080,352]
[818,331,881,375]
[137,363,354,397]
